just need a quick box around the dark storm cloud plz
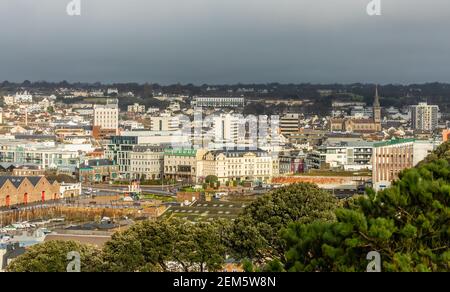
[1,0,450,84]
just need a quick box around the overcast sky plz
[1,0,450,84]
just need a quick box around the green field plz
[142,193,176,202]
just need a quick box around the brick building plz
[372,139,438,191]
[0,176,60,207]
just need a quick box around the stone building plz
[330,87,382,133]
[78,159,119,183]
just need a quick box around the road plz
[84,184,176,196]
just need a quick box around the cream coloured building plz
[127,103,146,114]
[93,102,119,131]
[211,149,274,184]
[130,145,165,180]
[163,148,275,184]
[164,148,209,183]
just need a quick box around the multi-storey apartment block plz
[410,102,439,132]
[191,97,245,108]
[307,141,374,171]
[0,141,80,173]
[93,101,119,131]
[372,139,438,191]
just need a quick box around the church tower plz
[373,85,382,131]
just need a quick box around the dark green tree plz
[102,218,229,272]
[205,175,219,184]
[226,183,337,264]
[7,241,103,272]
[279,159,450,272]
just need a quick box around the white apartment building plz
[3,95,14,106]
[107,88,119,95]
[150,114,180,132]
[127,103,146,113]
[60,183,82,199]
[211,114,240,146]
[129,145,165,180]
[191,97,245,108]
[0,141,81,171]
[307,141,374,171]
[410,102,439,132]
[14,91,33,103]
[211,149,274,184]
[93,102,119,131]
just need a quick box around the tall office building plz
[150,114,180,132]
[280,114,301,136]
[212,114,240,146]
[410,102,439,132]
[93,100,119,131]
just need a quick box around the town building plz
[0,141,81,173]
[410,102,439,132]
[78,159,119,183]
[372,139,438,191]
[330,87,382,133]
[277,151,306,175]
[307,141,374,171]
[211,114,240,146]
[129,145,165,180]
[164,149,206,183]
[107,88,119,96]
[106,133,187,179]
[164,148,275,184]
[211,148,274,184]
[12,165,45,176]
[2,95,14,106]
[14,91,33,103]
[191,97,245,108]
[127,103,146,114]
[150,114,180,132]
[280,114,301,136]
[0,176,61,207]
[442,129,450,142]
[0,243,26,272]
[287,129,327,146]
[93,101,119,132]
[332,101,366,117]
[60,183,82,199]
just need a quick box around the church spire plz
[374,85,380,107]
[373,85,382,131]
